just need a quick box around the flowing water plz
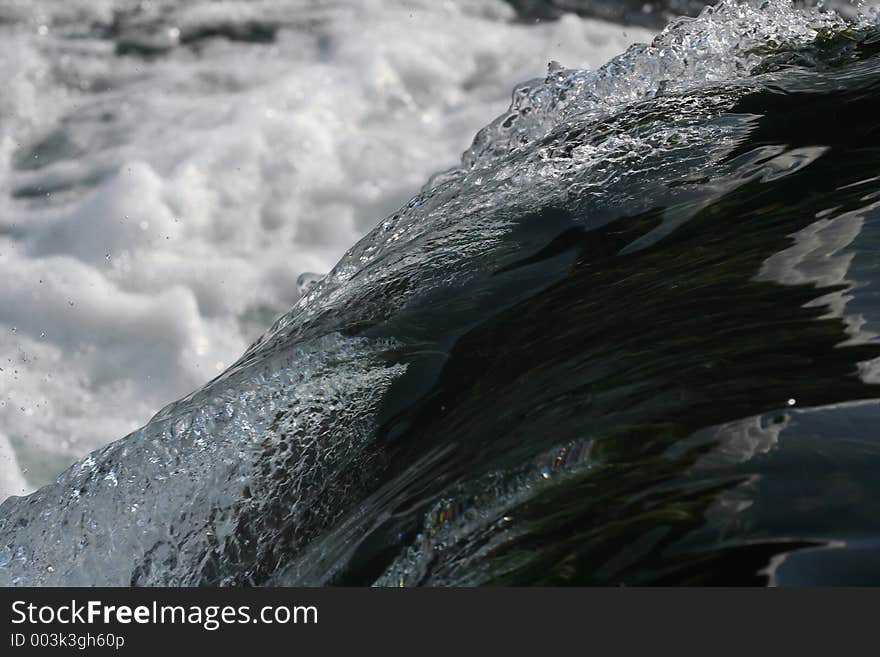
[0,0,647,497]
[3,0,880,585]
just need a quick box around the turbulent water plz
[0,0,647,498]
[5,0,880,585]
[506,0,715,26]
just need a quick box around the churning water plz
[3,0,880,585]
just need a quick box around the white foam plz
[0,431,28,501]
[0,0,650,496]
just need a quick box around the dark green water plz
[316,29,880,585]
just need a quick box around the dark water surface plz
[329,31,880,585]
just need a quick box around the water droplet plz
[297,272,323,295]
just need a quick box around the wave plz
[4,0,880,585]
[0,0,646,497]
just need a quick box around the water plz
[4,0,880,585]
[505,0,716,26]
[0,0,648,498]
